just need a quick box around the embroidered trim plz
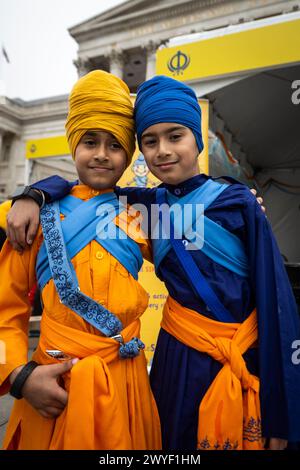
[40,203,122,338]
[197,416,262,450]
[243,417,262,442]
[198,436,239,450]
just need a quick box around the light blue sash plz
[36,193,143,289]
[38,198,144,358]
[152,179,249,278]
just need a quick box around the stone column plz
[0,131,3,160]
[108,50,125,79]
[145,41,163,80]
[73,57,93,78]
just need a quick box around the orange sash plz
[3,312,161,450]
[161,296,263,450]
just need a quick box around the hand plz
[6,198,40,253]
[19,359,78,419]
[250,188,265,213]
[268,438,287,450]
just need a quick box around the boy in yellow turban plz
[0,70,161,450]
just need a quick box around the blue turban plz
[134,75,203,153]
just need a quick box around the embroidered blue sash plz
[37,193,143,289]
[152,180,249,278]
[38,199,144,358]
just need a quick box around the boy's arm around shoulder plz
[242,189,300,441]
[240,187,297,323]
[32,175,74,202]
[0,230,78,419]
[116,185,157,208]
[0,230,41,395]
[6,198,40,252]
[7,175,74,252]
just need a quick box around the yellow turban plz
[65,70,135,165]
[0,200,11,231]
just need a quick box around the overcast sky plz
[0,0,125,100]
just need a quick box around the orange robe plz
[162,296,263,450]
[0,185,161,450]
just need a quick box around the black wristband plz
[10,361,39,399]
[11,187,45,208]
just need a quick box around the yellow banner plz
[118,98,209,364]
[26,135,70,159]
[156,18,300,81]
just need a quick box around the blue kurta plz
[34,174,300,448]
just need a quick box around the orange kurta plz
[0,185,161,450]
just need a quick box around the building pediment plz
[69,0,160,35]
[82,0,163,24]
[69,0,226,39]
[69,0,178,29]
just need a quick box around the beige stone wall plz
[1,0,298,201]
[0,96,73,201]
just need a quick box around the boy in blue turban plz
[6,76,300,450]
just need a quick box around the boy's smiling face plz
[141,123,200,185]
[75,130,127,190]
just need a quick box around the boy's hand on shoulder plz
[6,198,40,253]
[250,188,265,213]
[21,359,78,419]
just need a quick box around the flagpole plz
[0,51,5,96]
[0,44,9,96]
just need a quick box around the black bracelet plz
[11,187,44,208]
[10,361,39,399]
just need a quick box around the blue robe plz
[33,174,300,449]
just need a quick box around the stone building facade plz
[0,0,298,201]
